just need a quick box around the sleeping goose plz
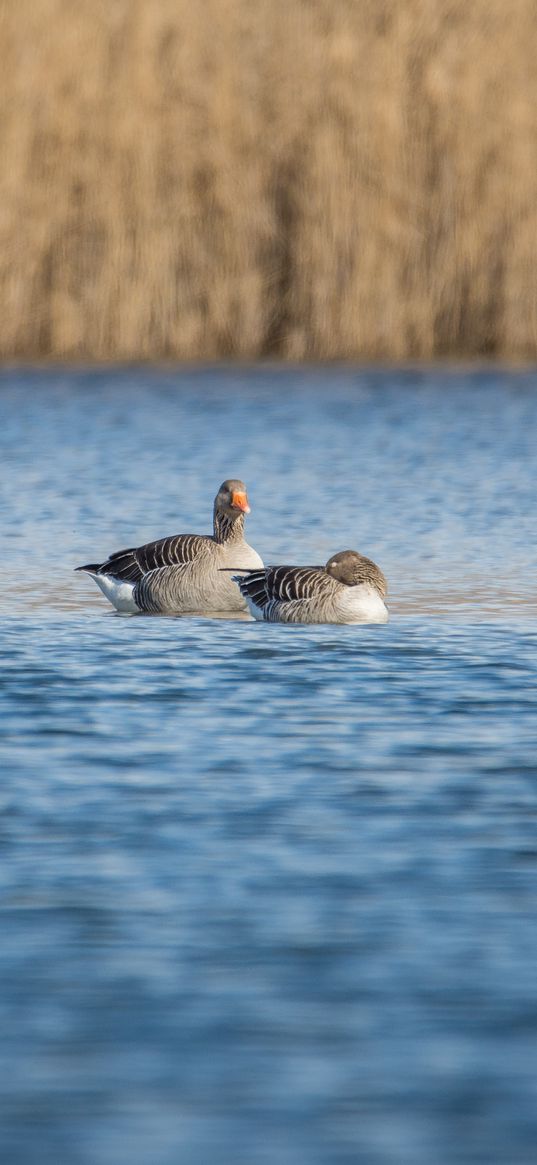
[231,550,389,624]
[76,479,263,614]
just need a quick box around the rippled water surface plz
[1,367,536,1164]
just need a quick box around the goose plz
[230,550,389,624]
[76,480,263,614]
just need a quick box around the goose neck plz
[213,507,245,545]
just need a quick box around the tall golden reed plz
[0,0,536,360]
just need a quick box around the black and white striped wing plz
[81,534,209,583]
[265,566,331,602]
[232,570,271,612]
[233,566,330,612]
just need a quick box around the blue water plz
[1,366,536,1165]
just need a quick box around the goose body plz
[232,550,389,624]
[76,480,263,614]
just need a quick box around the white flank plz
[337,584,389,624]
[242,593,265,621]
[90,573,139,614]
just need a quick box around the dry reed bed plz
[0,0,536,360]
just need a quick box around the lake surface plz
[1,366,536,1165]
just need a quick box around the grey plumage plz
[232,550,388,624]
[76,479,263,614]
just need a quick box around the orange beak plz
[231,490,250,514]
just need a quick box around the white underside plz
[336,585,389,624]
[243,594,265,621]
[90,573,140,613]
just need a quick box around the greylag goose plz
[76,480,263,614]
[231,550,388,624]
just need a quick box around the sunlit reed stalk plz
[0,0,535,361]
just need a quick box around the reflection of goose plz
[232,550,389,624]
[76,480,263,614]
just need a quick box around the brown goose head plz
[325,550,387,596]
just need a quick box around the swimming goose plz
[76,480,263,614]
[231,550,389,624]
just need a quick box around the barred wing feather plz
[87,534,209,583]
[234,565,332,612]
[265,566,330,602]
[233,570,270,611]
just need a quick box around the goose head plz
[325,550,387,596]
[214,479,251,518]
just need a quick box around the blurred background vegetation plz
[0,0,536,362]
